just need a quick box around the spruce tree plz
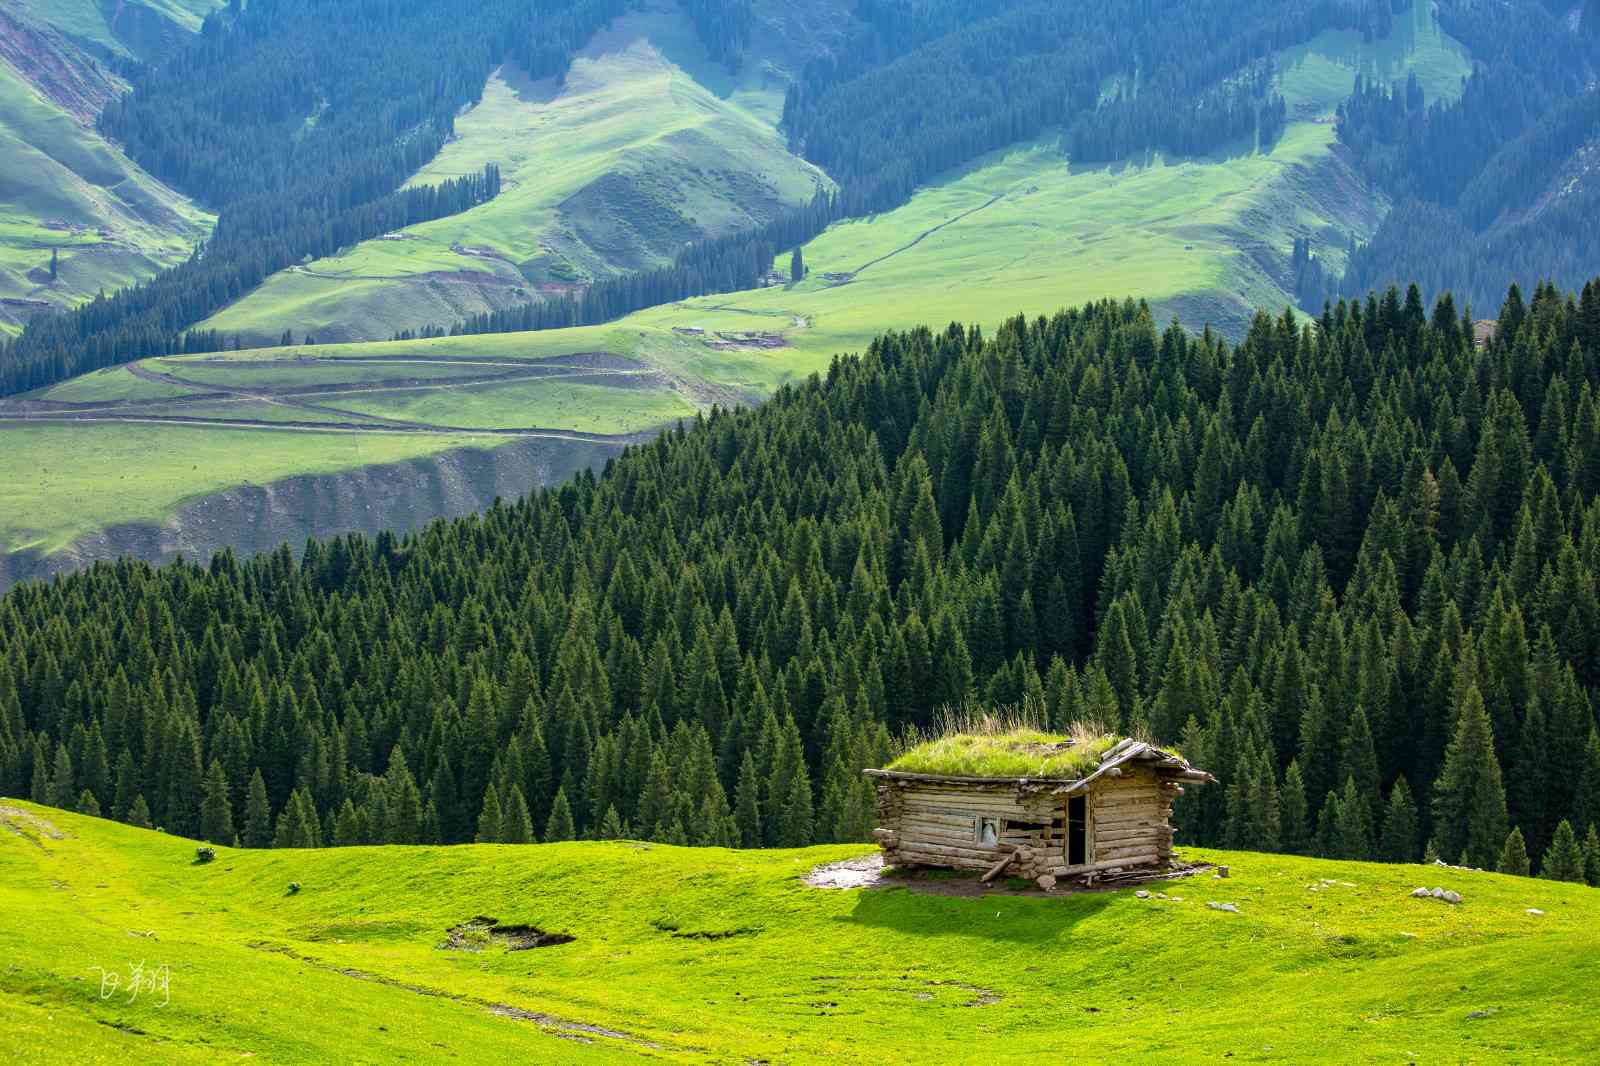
[544,787,576,843]
[596,804,624,840]
[1379,776,1419,862]
[734,750,762,848]
[77,788,101,818]
[126,794,152,829]
[243,769,272,848]
[1280,759,1309,854]
[199,759,235,844]
[333,798,362,846]
[1541,820,1585,882]
[1334,776,1373,860]
[47,744,75,810]
[790,246,804,282]
[1497,826,1531,877]
[501,785,534,844]
[1584,824,1600,887]
[1429,685,1508,869]
[476,786,504,843]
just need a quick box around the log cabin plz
[865,736,1213,888]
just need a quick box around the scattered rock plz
[1035,874,1057,891]
[1216,866,1231,878]
[1135,890,1150,899]
[1465,1010,1491,1021]
[1526,908,1545,916]
[1411,886,1462,904]
[1207,902,1240,913]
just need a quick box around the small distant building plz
[865,737,1213,887]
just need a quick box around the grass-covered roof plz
[885,724,1120,780]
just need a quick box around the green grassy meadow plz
[1,800,1595,1064]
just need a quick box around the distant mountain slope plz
[0,0,214,336]
[199,0,832,346]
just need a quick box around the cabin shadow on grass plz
[838,884,1114,945]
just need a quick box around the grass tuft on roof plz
[886,717,1121,779]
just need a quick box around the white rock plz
[1431,887,1446,899]
[1441,890,1462,904]
[1526,908,1544,916]
[1135,890,1150,899]
[1410,887,1431,898]
[1207,901,1240,913]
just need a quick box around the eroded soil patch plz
[441,916,575,951]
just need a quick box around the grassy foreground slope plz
[1,801,1596,1064]
[201,0,830,346]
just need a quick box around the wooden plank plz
[1048,852,1161,876]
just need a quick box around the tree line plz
[5,277,1600,887]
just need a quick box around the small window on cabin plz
[976,816,1000,846]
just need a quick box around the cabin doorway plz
[1067,795,1087,866]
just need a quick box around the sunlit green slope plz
[1,801,1595,1064]
[200,0,831,346]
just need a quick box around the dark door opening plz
[1067,795,1087,866]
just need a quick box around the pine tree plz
[476,785,504,843]
[333,798,362,846]
[1379,776,1419,862]
[1429,684,1508,869]
[501,785,534,844]
[1280,760,1309,854]
[126,794,152,829]
[47,744,75,810]
[1541,820,1585,882]
[243,769,272,848]
[1334,775,1373,860]
[790,246,805,282]
[49,247,58,281]
[734,749,762,848]
[544,787,576,843]
[199,759,235,844]
[776,763,814,847]
[596,804,624,840]
[77,788,101,817]
[1584,825,1600,887]
[1497,826,1531,877]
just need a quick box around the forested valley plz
[0,0,1476,390]
[6,278,1600,883]
[1332,0,1600,310]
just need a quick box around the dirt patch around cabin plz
[805,852,1211,897]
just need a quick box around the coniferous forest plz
[6,279,1600,883]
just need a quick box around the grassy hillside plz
[0,2,1471,567]
[200,0,830,346]
[1,800,1595,1063]
[0,0,215,336]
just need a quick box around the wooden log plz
[980,850,1019,883]
[1047,851,1161,877]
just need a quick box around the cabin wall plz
[873,767,1183,882]
[874,781,1059,873]
[1087,767,1176,873]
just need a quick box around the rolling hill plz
[1,801,1596,1063]
[0,0,1481,581]
[0,0,216,336]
